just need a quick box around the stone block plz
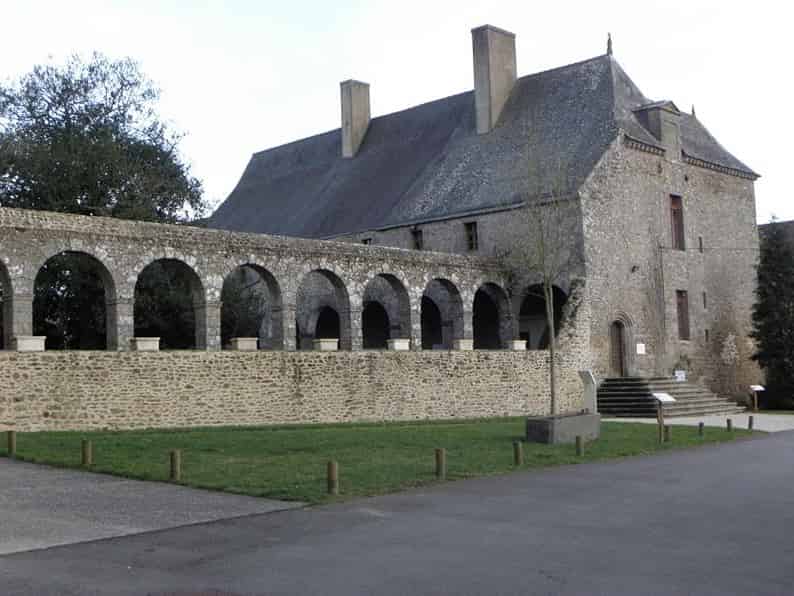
[525,412,601,445]
[387,338,411,351]
[12,336,46,352]
[230,337,258,351]
[130,337,160,352]
[453,339,474,351]
[511,340,527,351]
[313,338,339,351]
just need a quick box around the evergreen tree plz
[751,221,794,406]
[1,54,206,349]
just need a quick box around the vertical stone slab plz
[196,300,221,350]
[462,308,474,341]
[281,303,297,351]
[108,297,134,351]
[410,306,422,351]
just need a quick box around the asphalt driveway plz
[2,432,793,595]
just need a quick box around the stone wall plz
[0,348,587,432]
[580,136,761,394]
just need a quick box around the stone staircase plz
[597,377,745,418]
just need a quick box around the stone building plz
[210,25,762,394]
[0,25,762,432]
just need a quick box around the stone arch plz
[421,278,463,350]
[134,258,206,349]
[609,312,635,377]
[0,259,12,350]
[516,284,568,350]
[362,273,411,349]
[473,282,512,350]
[32,250,118,350]
[220,264,283,349]
[296,269,351,350]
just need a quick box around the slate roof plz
[209,55,758,239]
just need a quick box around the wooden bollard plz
[169,449,182,482]
[664,425,672,443]
[513,441,523,466]
[698,422,704,437]
[81,439,93,467]
[748,415,754,431]
[435,448,446,480]
[327,460,339,495]
[7,430,16,458]
[575,436,584,457]
[727,418,733,433]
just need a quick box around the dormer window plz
[361,238,372,245]
[411,229,424,250]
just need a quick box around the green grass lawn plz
[1,419,754,504]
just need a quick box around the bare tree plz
[497,159,579,415]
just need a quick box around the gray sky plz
[2,1,790,222]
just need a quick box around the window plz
[702,291,707,309]
[465,222,478,252]
[411,229,424,250]
[676,290,690,340]
[698,236,704,253]
[361,238,372,245]
[705,329,710,342]
[670,195,685,250]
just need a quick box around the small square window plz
[465,222,478,252]
[361,238,372,245]
[411,229,424,250]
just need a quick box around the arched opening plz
[610,320,628,377]
[134,259,205,349]
[296,269,351,350]
[421,279,463,349]
[220,264,283,349]
[362,274,410,349]
[473,283,511,349]
[33,251,117,350]
[0,261,12,350]
[421,296,443,349]
[316,306,340,339]
[518,284,568,350]
[362,301,391,349]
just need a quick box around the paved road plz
[606,412,794,433]
[0,459,301,555]
[2,432,794,595]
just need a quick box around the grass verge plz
[0,419,754,504]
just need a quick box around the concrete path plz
[2,431,794,595]
[605,412,794,432]
[0,458,302,555]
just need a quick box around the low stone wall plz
[0,350,585,432]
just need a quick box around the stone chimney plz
[340,80,370,158]
[471,25,517,134]
[635,102,682,161]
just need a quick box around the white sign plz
[674,370,687,382]
[636,343,646,355]
[750,385,765,392]
[652,392,677,404]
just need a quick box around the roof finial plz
[607,33,613,56]
[691,104,696,117]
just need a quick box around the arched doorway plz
[220,264,283,350]
[134,258,205,349]
[473,283,511,349]
[362,301,390,349]
[609,320,627,377]
[421,278,463,350]
[33,251,117,350]
[296,269,351,350]
[518,285,568,350]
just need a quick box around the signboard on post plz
[652,393,676,404]
[750,385,765,412]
